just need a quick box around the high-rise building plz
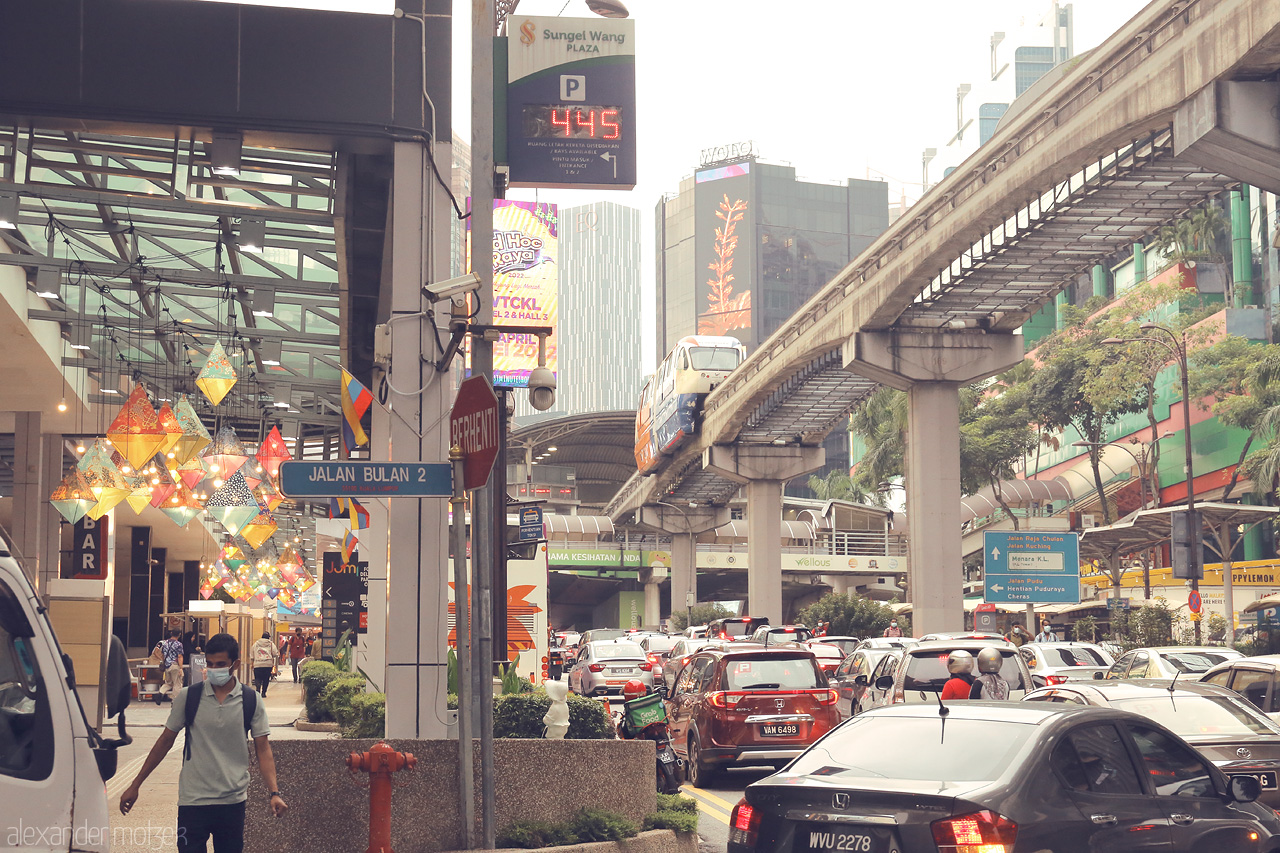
[654,155,890,490]
[450,132,472,277]
[518,201,642,418]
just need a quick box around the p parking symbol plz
[560,75,586,101]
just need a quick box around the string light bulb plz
[75,442,86,453]
[57,399,67,412]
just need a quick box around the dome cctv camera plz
[528,366,556,411]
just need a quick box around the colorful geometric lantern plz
[156,403,184,459]
[49,469,96,524]
[240,510,278,551]
[172,396,212,464]
[78,439,131,520]
[159,485,205,527]
[204,469,259,537]
[203,426,251,481]
[195,341,238,406]
[148,463,179,509]
[106,384,169,470]
[256,425,292,480]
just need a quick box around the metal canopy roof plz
[1078,503,1280,562]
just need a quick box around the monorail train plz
[635,335,746,474]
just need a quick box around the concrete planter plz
[245,738,656,853]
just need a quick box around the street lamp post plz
[1103,323,1201,642]
[1071,437,1164,599]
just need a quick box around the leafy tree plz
[959,380,1038,529]
[807,469,873,504]
[1192,338,1280,501]
[849,388,907,496]
[796,593,897,639]
[668,602,732,632]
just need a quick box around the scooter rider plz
[970,647,1010,700]
[616,679,649,739]
[940,650,976,700]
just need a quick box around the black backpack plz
[181,680,258,761]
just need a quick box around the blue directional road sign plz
[278,461,452,499]
[518,506,544,541]
[983,530,1081,605]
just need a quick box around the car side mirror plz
[1230,775,1262,804]
[854,674,868,687]
[1093,671,1104,680]
[874,675,894,690]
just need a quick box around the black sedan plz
[728,702,1277,853]
[1024,679,1280,810]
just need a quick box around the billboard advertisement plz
[694,162,755,348]
[506,15,636,189]
[467,200,559,387]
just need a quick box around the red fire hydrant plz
[346,742,417,853]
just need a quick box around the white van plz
[0,532,130,852]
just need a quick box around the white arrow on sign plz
[991,546,1001,560]
[990,583,1004,593]
[600,151,617,178]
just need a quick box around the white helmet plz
[947,650,975,674]
[976,647,1003,674]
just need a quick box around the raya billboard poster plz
[467,200,559,387]
[694,161,754,348]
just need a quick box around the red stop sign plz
[450,376,501,490]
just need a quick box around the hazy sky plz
[204,0,1154,367]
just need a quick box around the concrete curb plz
[442,829,697,853]
[294,718,340,732]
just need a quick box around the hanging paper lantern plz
[205,469,259,537]
[156,403,184,459]
[106,384,169,470]
[78,439,131,520]
[203,426,251,481]
[173,457,207,492]
[148,462,179,509]
[159,484,205,527]
[256,425,292,480]
[172,396,212,464]
[195,341,238,406]
[240,510,278,551]
[255,480,284,513]
[49,470,97,524]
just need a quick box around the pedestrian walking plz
[287,627,307,682]
[1006,623,1029,647]
[1035,621,1059,643]
[883,620,903,638]
[154,629,185,704]
[251,631,279,697]
[119,632,288,852]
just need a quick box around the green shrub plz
[492,690,610,739]
[655,794,697,814]
[299,660,339,722]
[447,693,459,710]
[340,692,386,739]
[643,810,698,833]
[497,820,580,849]
[320,673,366,723]
[568,808,638,842]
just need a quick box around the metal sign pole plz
[451,447,475,849]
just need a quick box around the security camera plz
[422,272,481,303]
[528,365,556,411]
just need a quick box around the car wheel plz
[687,733,718,787]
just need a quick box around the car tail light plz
[811,689,838,706]
[729,798,760,847]
[1045,675,1069,685]
[707,692,745,709]
[639,662,653,672]
[931,810,1017,853]
[588,664,604,672]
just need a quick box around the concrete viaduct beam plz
[703,445,825,624]
[635,504,730,624]
[1177,81,1280,194]
[847,331,1024,636]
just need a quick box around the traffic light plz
[1172,509,1203,580]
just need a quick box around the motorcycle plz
[629,719,681,794]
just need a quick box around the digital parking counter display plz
[506,16,636,190]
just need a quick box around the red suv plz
[666,647,839,786]
[706,616,769,641]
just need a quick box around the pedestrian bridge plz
[606,0,1280,633]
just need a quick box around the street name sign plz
[278,461,452,498]
[450,376,501,490]
[984,530,1081,605]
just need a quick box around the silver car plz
[567,640,654,696]
[1019,641,1115,687]
[1201,655,1280,722]
[1105,646,1243,680]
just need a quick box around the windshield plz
[903,649,1026,692]
[596,643,645,659]
[716,621,752,638]
[1162,652,1238,673]
[790,717,1035,782]
[688,346,741,371]
[724,655,823,690]
[1039,647,1108,667]
[642,637,679,653]
[767,630,812,644]
[824,639,861,654]
[1111,695,1280,737]
[587,630,626,642]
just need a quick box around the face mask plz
[206,666,233,687]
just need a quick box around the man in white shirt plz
[1035,621,1059,643]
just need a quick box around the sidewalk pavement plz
[108,674,335,852]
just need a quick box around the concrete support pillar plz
[905,382,964,633]
[1231,186,1254,307]
[1092,264,1109,300]
[635,504,729,622]
[39,434,62,592]
[383,139,452,739]
[643,580,660,629]
[746,478,784,623]
[703,444,825,625]
[826,575,853,595]
[1054,292,1068,330]
[847,330,1024,636]
[1133,243,1146,283]
[12,413,44,584]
